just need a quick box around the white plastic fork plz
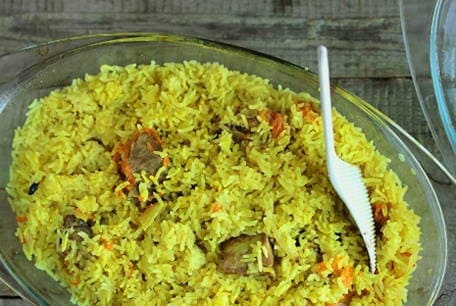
[317,45,376,273]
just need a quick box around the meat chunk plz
[213,109,260,143]
[63,214,93,242]
[219,234,274,275]
[224,124,251,143]
[113,128,166,185]
[128,131,163,175]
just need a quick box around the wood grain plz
[0,299,30,306]
[0,0,400,16]
[0,0,407,79]
[0,13,406,78]
[0,284,17,298]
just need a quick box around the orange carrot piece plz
[16,216,27,223]
[270,112,285,138]
[142,127,163,145]
[316,261,326,273]
[373,202,388,226]
[210,202,222,212]
[332,256,343,271]
[300,103,318,121]
[340,266,354,287]
[103,241,113,250]
[163,156,170,167]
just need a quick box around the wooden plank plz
[0,0,400,17]
[0,13,407,78]
[0,282,17,298]
[0,264,28,299]
[0,299,30,306]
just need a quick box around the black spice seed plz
[28,182,40,195]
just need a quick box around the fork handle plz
[318,45,337,159]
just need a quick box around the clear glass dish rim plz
[399,0,456,178]
[430,0,456,151]
[0,32,451,305]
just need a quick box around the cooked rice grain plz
[7,61,420,305]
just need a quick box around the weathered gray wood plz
[0,13,406,78]
[0,264,32,299]
[0,0,400,16]
[0,283,17,298]
[0,299,30,306]
[0,0,407,79]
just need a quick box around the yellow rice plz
[7,61,420,305]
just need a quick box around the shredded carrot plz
[331,256,354,287]
[16,216,27,223]
[113,142,135,186]
[112,143,129,162]
[163,156,170,167]
[270,112,285,138]
[260,109,285,138]
[373,202,388,226]
[210,202,222,212]
[315,261,326,273]
[340,266,354,287]
[103,241,113,250]
[300,103,318,121]
[142,128,163,145]
[332,256,343,271]
[119,159,135,187]
[70,279,80,286]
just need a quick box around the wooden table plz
[0,0,454,305]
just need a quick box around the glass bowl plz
[0,33,451,305]
[400,0,456,177]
